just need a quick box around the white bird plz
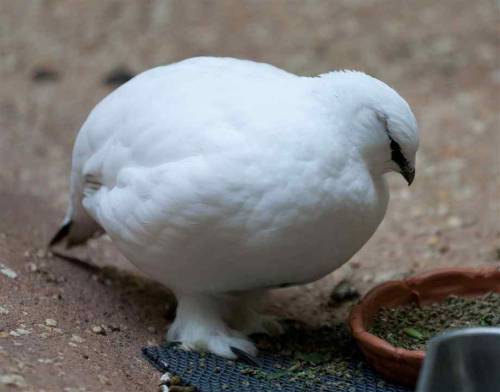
[50,57,418,359]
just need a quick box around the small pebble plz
[26,262,38,272]
[0,374,27,388]
[160,372,172,383]
[329,280,360,303]
[45,318,58,327]
[10,328,30,337]
[0,263,17,279]
[91,325,106,335]
[446,216,463,229]
[71,334,85,343]
[0,305,9,315]
[373,270,406,284]
[361,275,372,283]
[98,374,110,385]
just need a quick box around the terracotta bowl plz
[349,266,500,387]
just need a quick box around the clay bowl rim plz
[349,266,500,364]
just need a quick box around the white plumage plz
[52,57,418,358]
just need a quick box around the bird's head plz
[373,103,418,185]
[321,71,419,185]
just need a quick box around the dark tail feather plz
[48,221,73,247]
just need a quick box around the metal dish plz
[416,327,500,392]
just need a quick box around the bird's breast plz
[111,159,389,292]
[241,168,389,285]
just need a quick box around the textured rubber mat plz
[142,323,413,392]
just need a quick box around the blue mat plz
[143,322,413,392]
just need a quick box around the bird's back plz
[74,57,304,181]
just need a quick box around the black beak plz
[401,166,415,186]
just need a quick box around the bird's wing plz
[61,57,327,248]
[81,154,241,249]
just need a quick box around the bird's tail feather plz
[49,202,103,248]
[49,220,73,247]
[49,175,104,248]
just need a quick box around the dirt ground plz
[0,1,498,391]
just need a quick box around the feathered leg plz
[167,293,257,358]
[225,290,284,337]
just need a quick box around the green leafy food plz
[403,327,425,340]
[369,292,500,350]
[237,321,358,388]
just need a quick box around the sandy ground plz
[0,1,498,391]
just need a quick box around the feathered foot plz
[167,294,257,359]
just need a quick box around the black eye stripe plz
[389,137,409,169]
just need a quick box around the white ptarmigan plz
[50,57,418,359]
